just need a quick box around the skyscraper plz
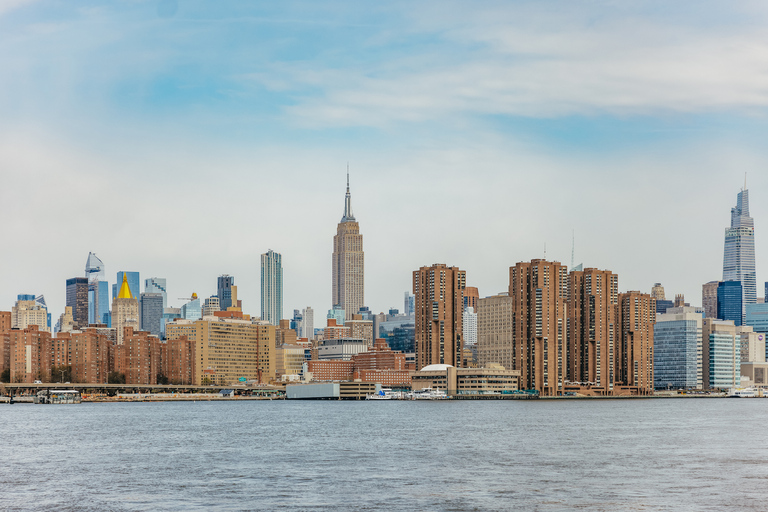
[717,281,743,326]
[566,268,619,390]
[145,277,168,308]
[140,292,164,337]
[413,264,466,370]
[85,252,109,325]
[261,250,283,325]
[509,259,568,396]
[113,271,140,303]
[112,273,139,345]
[617,291,655,393]
[654,307,703,390]
[723,187,756,324]
[332,172,364,322]
[218,275,235,311]
[66,277,89,329]
[302,307,314,340]
[702,281,720,319]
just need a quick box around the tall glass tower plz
[260,250,283,325]
[722,187,756,324]
[85,252,109,325]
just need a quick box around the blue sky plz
[2,0,767,320]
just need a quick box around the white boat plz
[366,389,393,400]
[409,387,448,400]
[728,387,757,398]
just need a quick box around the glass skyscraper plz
[145,277,168,308]
[653,307,703,389]
[722,188,756,324]
[717,281,743,326]
[113,271,140,303]
[218,275,234,311]
[260,249,283,325]
[85,252,109,325]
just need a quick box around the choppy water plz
[1,398,767,511]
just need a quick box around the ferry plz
[409,387,448,400]
[727,387,757,398]
[366,388,406,400]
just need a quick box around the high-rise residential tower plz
[509,259,568,396]
[723,187,756,324]
[566,268,619,391]
[261,250,283,325]
[332,172,364,322]
[413,264,466,370]
[617,291,655,393]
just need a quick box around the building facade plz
[12,297,49,332]
[717,281,743,326]
[332,173,364,322]
[260,249,283,325]
[145,277,168,308]
[66,277,89,329]
[617,291,655,393]
[217,275,235,311]
[723,187,756,324]
[140,292,164,337]
[702,319,740,389]
[112,274,140,344]
[654,307,703,389]
[509,259,568,396]
[413,264,466,370]
[476,293,514,370]
[702,280,720,320]
[462,307,477,347]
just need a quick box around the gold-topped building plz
[332,171,364,321]
[112,273,139,344]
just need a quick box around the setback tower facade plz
[332,172,364,321]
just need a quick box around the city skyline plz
[1,2,768,322]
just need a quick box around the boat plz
[409,387,448,400]
[728,387,757,398]
[366,389,393,400]
[34,389,81,404]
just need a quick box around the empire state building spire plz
[342,166,355,222]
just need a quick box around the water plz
[1,398,767,511]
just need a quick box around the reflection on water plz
[1,399,767,511]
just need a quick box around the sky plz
[1,0,768,323]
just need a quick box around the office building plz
[651,283,666,301]
[112,271,140,303]
[85,252,109,325]
[617,291,655,394]
[410,363,521,395]
[717,281,743,326]
[723,187,756,324]
[302,307,314,340]
[112,274,140,344]
[202,296,220,317]
[566,268,619,390]
[145,277,168,308]
[260,249,283,325]
[702,281,720,320]
[702,319,740,389]
[509,259,568,396]
[404,292,415,316]
[332,173,364,322]
[413,264,466,370]
[181,294,201,320]
[654,307,702,389]
[738,326,765,363]
[317,338,368,361]
[140,293,164,337]
[327,306,345,326]
[378,314,415,354]
[57,307,75,334]
[217,275,235,311]
[66,277,89,329]
[12,296,49,332]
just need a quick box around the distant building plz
[140,293,164,337]
[717,281,743,326]
[410,363,520,395]
[202,296,220,317]
[112,271,140,303]
[722,187,756,324]
[404,292,414,316]
[651,283,666,301]
[738,326,765,363]
[12,296,49,332]
[655,299,674,314]
[260,249,283,325]
[702,319,740,389]
[85,252,109,326]
[332,173,364,322]
[112,274,139,345]
[414,264,466,370]
[181,294,201,320]
[477,293,513,371]
[317,338,368,361]
[654,307,703,390]
[463,287,479,313]
[302,307,314,340]
[462,307,477,347]
[145,277,168,308]
[57,306,75,334]
[66,277,89,329]
[378,313,415,354]
[617,291,655,394]
[702,281,720,319]
[327,306,345,326]
[346,318,374,347]
[217,275,235,311]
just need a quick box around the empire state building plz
[332,173,364,321]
